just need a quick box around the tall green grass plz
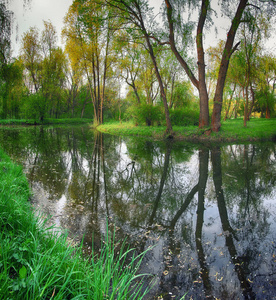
[0,148,152,299]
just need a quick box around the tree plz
[163,0,276,132]
[159,50,184,109]
[0,2,13,118]
[164,0,211,128]
[0,58,24,118]
[0,2,12,69]
[41,47,67,118]
[63,0,116,125]
[138,51,159,105]
[21,27,41,93]
[1,0,33,75]
[0,0,32,119]
[238,12,270,126]
[105,0,173,134]
[255,54,276,118]
[114,35,143,104]
[20,21,68,120]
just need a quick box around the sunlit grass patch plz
[219,118,276,140]
[96,118,276,142]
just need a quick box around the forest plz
[1,0,276,134]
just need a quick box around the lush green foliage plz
[0,148,152,299]
[126,104,163,126]
[169,107,200,126]
[1,1,276,132]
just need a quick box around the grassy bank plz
[0,118,92,126]
[0,149,151,299]
[96,118,276,143]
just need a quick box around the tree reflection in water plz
[0,126,275,299]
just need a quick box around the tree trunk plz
[243,87,249,127]
[224,84,236,121]
[248,83,255,119]
[266,105,271,118]
[126,79,140,104]
[142,28,173,134]
[196,0,210,128]
[166,0,210,127]
[211,0,248,132]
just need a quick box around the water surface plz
[0,125,275,299]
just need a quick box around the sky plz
[10,0,73,56]
[9,0,276,58]
[9,0,227,56]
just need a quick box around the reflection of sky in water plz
[55,194,67,227]
[0,126,275,299]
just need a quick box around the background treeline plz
[0,0,276,129]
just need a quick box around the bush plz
[21,93,47,121]
[125,104,163,126]
[170,107,199,126]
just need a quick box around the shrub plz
[170,107,199,126]
[126,104,163,126]
[21,93,47,121]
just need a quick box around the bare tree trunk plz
[169,73,175,108]
[147,39,172,134]
[224,84,236,121]
[138,13,172,134]
[101,23,111,124]
[243,87,249,127]
[166,0,212,127]
[266,105,271,118]
[196,0,210,128]
[247,83,255,119]
[211,0,248,132]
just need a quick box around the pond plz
[0,125,275,299]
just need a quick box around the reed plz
[0,148,151,299]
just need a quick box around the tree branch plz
[230,41,241,56]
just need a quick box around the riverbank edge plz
[0,118,93,126]
[95,119,276,144]
[0,148,151,299]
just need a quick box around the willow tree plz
[105,0,173,135]
[163,0,276,132]
[256,54,276,118]
[0,2,12,118]
[114,35,143,104]
[63,0,117,125]
[0,2,12,68]
[21,27,41,92]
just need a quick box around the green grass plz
[0,118,92,126]
[219,118,276,140]
[96,118,276,143]
[0,148,152,299]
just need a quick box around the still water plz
[0,125,275,299]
